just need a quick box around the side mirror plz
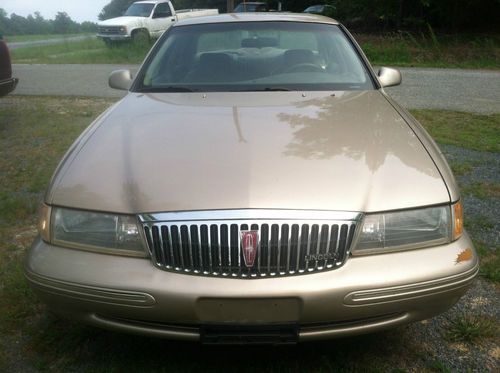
[109,69,134,90]
[377,67,402,88]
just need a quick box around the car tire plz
[132,29,150,45]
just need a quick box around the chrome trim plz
[139,209,362,223]
[25,270,156,307]
[344,263,479,305]
[98,26,127,35]
[141,210,360,278]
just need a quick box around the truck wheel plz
[132,30,150,45]
[103,38,115,47]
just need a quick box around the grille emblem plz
[241,230,259,268]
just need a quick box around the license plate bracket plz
[200,324,299,345]
[196,298,301,323]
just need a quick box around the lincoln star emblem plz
[241,230,259,268]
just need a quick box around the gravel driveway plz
[441,144,500,246]
[429,144,500,371]
[11,64,500,114]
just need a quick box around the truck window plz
[153,3,172,18]
[125,3,155,17]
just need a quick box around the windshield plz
[137,22,374,92]
[124,3,154,17]
[304,6,324,13]
[234,3,267,12]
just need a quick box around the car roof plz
[174,12,339,27]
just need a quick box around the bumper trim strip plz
[25,270,156,307]
[344,263,478,305]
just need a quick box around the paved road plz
[387,68,500,114]
[11,64,500,113]
[9,35,92,50]
[13,64,136,99]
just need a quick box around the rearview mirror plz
[109,69,134,91]
[377,67,402,88]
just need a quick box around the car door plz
[149,2,176,38]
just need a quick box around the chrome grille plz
[98,26,124,35]
[140,210,359,278]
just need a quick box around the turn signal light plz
[37,203,51,242]
[452,201,463,240]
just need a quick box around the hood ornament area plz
[240,230,259,268]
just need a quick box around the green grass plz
[427,360,452,373]
[464,215,498,283]
[0,98,498,371]
[0,96,114,322]
[447,161,475,177]
[11,37,151,65]
[0,96,115,371]
[444,313,498,343]
[412,109,500,284]
[357,33,500,69]
[462,181,500,199]
[474,241,500,283]
[411,110,500,153]
[6,33,92,43]
[0,96,111,370]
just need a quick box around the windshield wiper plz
[163,86,197,92]
[137,86,197,93]
[233,87,292,92]
[261,87,291,91]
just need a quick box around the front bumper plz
[0,77,18,97]
[97,34,130,42]
[25,232,478,341]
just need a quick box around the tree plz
[8,14,28,35]
[0,7,97,35]
[80,21,97,33]
[53,11,77,34]
[0,8,9,35]
[2,0,500,35]
[33,11,52,34]
[99,0,135,20]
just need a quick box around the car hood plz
[98,16,148,27]
[48,90,450,214]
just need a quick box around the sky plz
[0,0,111,23]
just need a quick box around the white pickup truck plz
[97,0,218,43]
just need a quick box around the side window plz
[153,3,172,18]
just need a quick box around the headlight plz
[119,26,127,33]
[38,206,146,257]
[352,204,459,255]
